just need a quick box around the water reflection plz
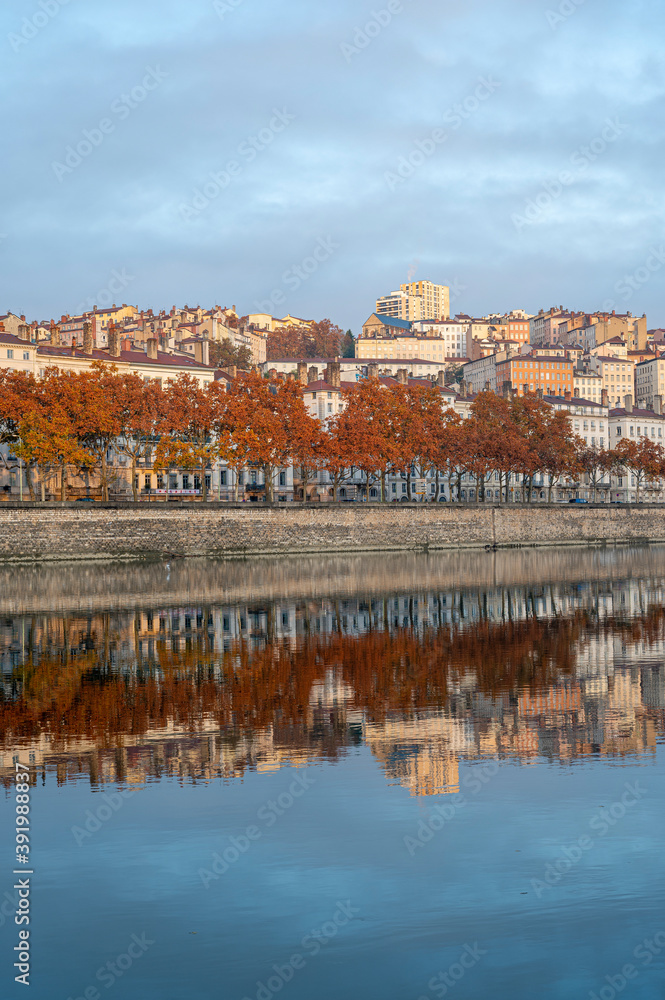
[2,549,664,797]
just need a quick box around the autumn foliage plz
[1,364,662,502]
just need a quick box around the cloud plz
[0,0,664,327]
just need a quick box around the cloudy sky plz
[1,0,664,331]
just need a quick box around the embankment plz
[1,501,664,563]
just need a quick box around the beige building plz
[635,357,665,409]
[376,280,450,322]
[587,355,636,408]
[573,370,603,403]
[360,314,468,363]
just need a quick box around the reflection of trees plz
[6,604,664,749]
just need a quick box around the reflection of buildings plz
[1,571,665,795]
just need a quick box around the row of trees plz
[0,365,662,502]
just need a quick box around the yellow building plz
[376,280,450,322]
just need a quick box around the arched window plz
[340,488,346,498]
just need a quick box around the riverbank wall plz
[1,501,665,563]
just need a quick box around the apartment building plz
[586,355,635,408]
[376,280,450,321]
[529,309,573,347]
[495,354,574,396]
[545,395,609,447]
[573,370,603,403]
[635,357,665,409]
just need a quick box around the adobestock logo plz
[51,66,168,182]
[8,0,72,53]
[512,117,629,230]
[340,1,407,63]
[385,77,500,191]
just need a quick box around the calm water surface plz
[1,549,664,999]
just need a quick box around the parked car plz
[75,496,96,502]
[568,498,589,504]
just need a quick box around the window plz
[144,475,150,490]
[205,474,211,491]
[23,352,29,360]
[279,471,286,486]
[220,470,227,486]
[182,474,190,489]
[6,350,13,359]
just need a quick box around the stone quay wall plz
[1,502,665,564]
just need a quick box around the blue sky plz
[1,0,664,330]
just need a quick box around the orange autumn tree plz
[74,364,124,501]
[614,437,665,501]
[336,378,394,500]
[0,370,40,498]
[116,373,164,501]
[212,379,261,502]
[156,374,215,500]
[15,405,89,502]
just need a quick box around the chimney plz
[396,368,408,385]
[624,394,633,413]
[287,372,295,382]
[655,395,662,415]
[194,340,209,366]
[601,388,609,407]
[108,322,121,357]
[52,323,62,347]
[308,365,319,383]
[484,380,491,391]
[326,362,341,388]
[17,323,30,342]
[82,321,93,354]
[437,370,445,387]
[297,361,308,386]
[460,379,467,398]
[564,389,571,400]
[367,363,379,379]
[146,337,158,360]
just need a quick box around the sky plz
[1,0,664,332]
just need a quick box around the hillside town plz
[1,281,664,503]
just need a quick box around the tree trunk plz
[101,450,109,501]
[24,463,36,501]
[234,469,240,502]
[381,470,387,502]
[131,457,138,502]
[60,463,67,501]
[201,462,208,502]
[40,471,46,503]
